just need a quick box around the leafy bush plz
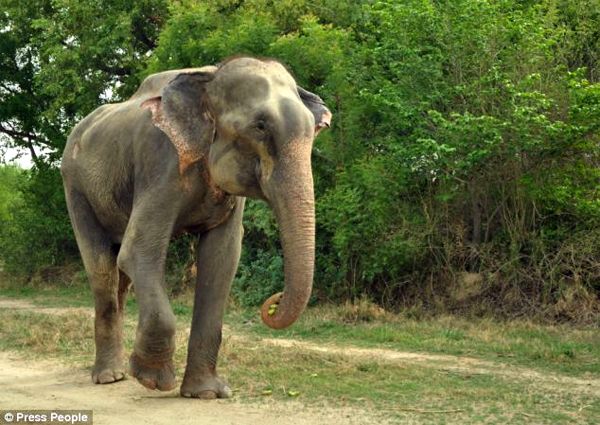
[0,166,77,275]
[1,0,599,320]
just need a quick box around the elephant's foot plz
[92,354,126,384]
[92,366,126,384]
[180,374,232,399]
[129,352,177,391]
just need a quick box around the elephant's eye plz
[254,120,267,132]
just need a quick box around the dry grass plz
[0,304,598,424]
[336,296,391,323]
[0,310,95,356]
[233,303,600,377]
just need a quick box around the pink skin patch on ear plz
[141,97,202,176]
[315,109,332,136]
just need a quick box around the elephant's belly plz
[175,193,238,236]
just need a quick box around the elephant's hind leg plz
[65,187,128,384]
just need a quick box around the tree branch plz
[0,123,42,166]
[0,123,37,141]
[97,63,132,77]
[25,136,40,165]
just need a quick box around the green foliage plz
[0,165,76,275]
[146,1,277,72]
[0,165,23,222]
[233,200,283,306]
[234,249,284,307]
[0,0,169,161]
[1,0,599,318]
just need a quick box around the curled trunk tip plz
[259,286,311,330]
[260,292,286,329]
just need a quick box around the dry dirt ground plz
[0,298,381,425]
[0,298,598,424]
[0,352,374,425]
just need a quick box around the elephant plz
[60,56,331,398]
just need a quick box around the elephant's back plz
[63,64,219,164]
[129,66,218,101]
[63,102,141,171]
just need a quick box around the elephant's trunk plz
[260,141,315,329]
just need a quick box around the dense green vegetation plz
[1,0,598,320]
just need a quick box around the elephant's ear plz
[297,86,332,135]
[141,71,215,175]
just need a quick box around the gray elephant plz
[60,57,331,398]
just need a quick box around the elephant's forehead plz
[219,73,272,104]
[211,61,297,108]
[219,56,292,79]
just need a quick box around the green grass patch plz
[0,282,93,308]
[227,306,600,377]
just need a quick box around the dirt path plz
[0,298,380,425]
[0,298,92,316]
[0,352,374,425]
[261,338,600,396]
[0,296,598,423]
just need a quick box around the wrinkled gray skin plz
[60,57,331,398]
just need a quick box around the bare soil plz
[0,352,374,425]
[0,297,597,424]
[0,298,381,425]
[0,297,92,316]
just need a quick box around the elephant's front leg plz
[117,202,179,391]
[181,198,245,399]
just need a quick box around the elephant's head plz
[142,57,331,329]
